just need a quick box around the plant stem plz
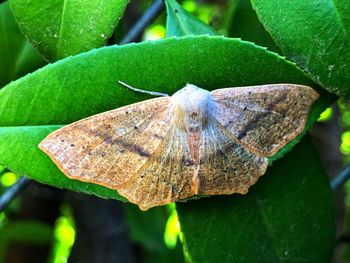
[120,0,164,45]
[331,165,350,192]
[0,177,31,212]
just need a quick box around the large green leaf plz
[228,0,280,53]
[251,0,350,97]
[334,0,350,35]
[0,36,333,199]
[0,1,45,88]
[165,0,218,36]
[177,135,335,262]
[9,0,128,61]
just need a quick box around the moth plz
[39,82,319,210]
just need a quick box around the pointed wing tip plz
[38,136,57,157]
[138,204,151,211]
[298,84,319,99]
[38,139,49,154]
[37,138,73,180]
[38,141,44,151]
[127,197,161,211]
[311,88,320,101]
[121,188,175,211]
[137,199,176,211]
[236,162,268,195]
[38,130,60,154]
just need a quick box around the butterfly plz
[39,82,319,210]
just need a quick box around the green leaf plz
[165,0,219,36]
[177,135,335,263]
[9,0,128,61]
[228,0,280,53]
[334,0,350,35]
[251,0,350,97]
[0,1,45,88]
[0,36,333,199]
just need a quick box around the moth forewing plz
[210,84,319,156]
[39,96,173,189]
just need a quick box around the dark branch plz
[119,0,164,45]
[331,165,350,192]
[68,194,134,263]
[0,177,31,212]
[336,232,350,245]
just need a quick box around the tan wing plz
[117,126,198,211]
[211,84,319,156]
[197,119,268,195]
[39,97,173,189]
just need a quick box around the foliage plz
[9,0,128,61]
[252,0,350,97]
[0,0,346,261]
[178,135,334,262]
[0,35,333,200]
[0,2,45,87]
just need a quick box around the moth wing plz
[197,119,268,195]
[118,126,198,211]
[39,97,173,189]
[211,84,319,156]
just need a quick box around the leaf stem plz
[331,165,350,192]
[119,0,164,45]
[0,177,31,212]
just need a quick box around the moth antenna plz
[118,81,170,97]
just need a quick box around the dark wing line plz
[210,84,318,156]
[87,110,165,178]
[214,88,290,139]
[61,105,167,182]
[39,96,173,189]
[236,92,290,140]
[117,118,176,189]
[216,99,290,132]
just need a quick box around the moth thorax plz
[171,84,212,132]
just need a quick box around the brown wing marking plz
[117,127,198,211]
[211,84,319,156]
[197,119,268,195]
[39,97,173,189]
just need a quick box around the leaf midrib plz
[331,0,350,38]
[56,0,69,59]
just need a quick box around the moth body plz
[171,84,212,132]
[38,83,319,210]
